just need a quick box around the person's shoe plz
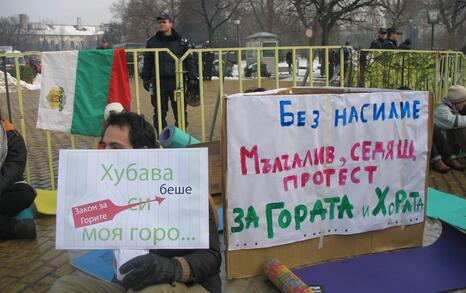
[432,160,450,173]
[447,159,466,171]
[14,219,37,239]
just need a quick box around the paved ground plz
[0,81,465,292]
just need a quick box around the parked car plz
[0,47,26,72]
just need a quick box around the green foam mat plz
[427,187,466,230]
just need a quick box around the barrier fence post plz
[14,55,30,183]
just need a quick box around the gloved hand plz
[143,79,151,92]
[120,253,181,291]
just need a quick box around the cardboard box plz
[188,141,222,195]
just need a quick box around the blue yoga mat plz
[70,250,114,282]
[293,222,466,293]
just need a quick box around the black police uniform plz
[141,29,197,131]
[382,38,398,49]
[370,37,385,49]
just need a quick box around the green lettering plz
[310,200,327,222]
[231,207,244,233]
[266,202,284,239]
[278,209,291,229]
[372,186,389,216]
[338,195,354,219]
[245,206,259,229]
[294,204,307,230]
[323,197,340,219]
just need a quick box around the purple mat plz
[293,222,466,293]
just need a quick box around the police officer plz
[141,13,198,132]
[370,28,387,49]
[382,28,402,49]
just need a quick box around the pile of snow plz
[0,70,41,93]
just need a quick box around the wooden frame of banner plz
[221,87,433,279]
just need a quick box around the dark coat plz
[0,122,27,195]
[382,38,398,49]
[141,29,196,81]
[151,205,222,293]
[370,37,385,49]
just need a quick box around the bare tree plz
[436,0,466,49]
[188,0,243,44]
[292,0,377,45]
[0,17,21,48]
[247,0,289,32]
[378,0,409,27]
[111,0,177,41]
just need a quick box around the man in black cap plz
[382,28,402,49]
[141,13,198,133]
[370,28,387,49]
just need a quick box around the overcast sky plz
[0,0,117,25]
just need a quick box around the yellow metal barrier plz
[0,47,464,192]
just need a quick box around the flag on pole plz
[37,49,131,136]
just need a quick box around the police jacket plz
[141,29,196,81]
[0,120,27,195]
[382,39,398,49]
[370,37,384,49]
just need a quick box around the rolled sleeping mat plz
[264,258,315,293]
[159,125,200,148]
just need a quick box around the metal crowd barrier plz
[0,47,464,191]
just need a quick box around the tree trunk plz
[320,25,330,46]
[447,31,455,50]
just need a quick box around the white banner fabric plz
[226,91,429,250]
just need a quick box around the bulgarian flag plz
[37,49,131,136]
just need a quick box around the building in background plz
[17,14,104,51]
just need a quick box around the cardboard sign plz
[223,88,431,278]
[56,149,209,249]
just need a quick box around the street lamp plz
[234,19,241,48]
[427,10,439,50]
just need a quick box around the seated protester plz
[431,85,466,172]
[0,113,37,239]
[49,112,221,293]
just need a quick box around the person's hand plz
[120,253,181,290]
[143,79,151,92]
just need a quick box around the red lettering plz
[364,165,378,183]
[339,168,348,185]
[351,142,360,161]
[240,145,259,175]
[362,140,371,161]
[351,166,361,183]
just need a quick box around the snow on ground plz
[0,70,41,93]
[0,56,326,94]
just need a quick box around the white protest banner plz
[56,148,208,249]
[226,91,429,250]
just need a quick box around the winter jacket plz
[150,205,222,293]
[0,120,27,196]
[382,39,398,49]
[141,29,196,81]
[370,37,385,49]
[434,99,466,130]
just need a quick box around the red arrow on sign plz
[72,196,165,228]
